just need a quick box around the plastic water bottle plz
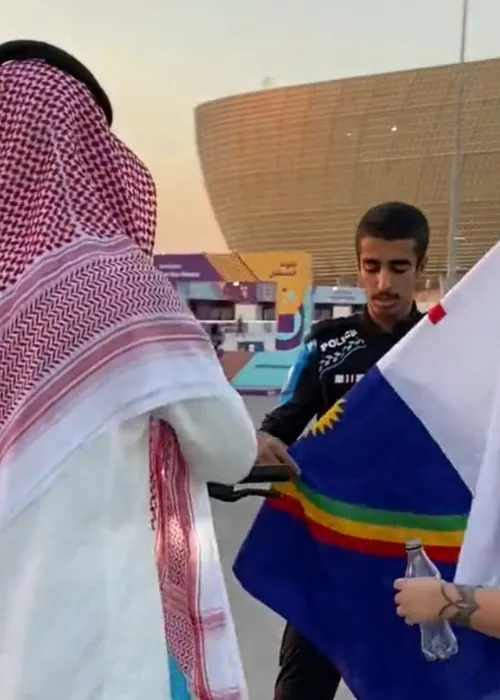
[405,538,459,661]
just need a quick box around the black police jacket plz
[260,306,423,446]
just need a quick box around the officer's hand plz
[256,431,300,476]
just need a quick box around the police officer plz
[256,201,430,700]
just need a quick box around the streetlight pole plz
[444,0,469,293]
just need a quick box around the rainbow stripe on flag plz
[272,395,466,564]
[273,480,465,563]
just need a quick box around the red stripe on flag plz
[428,302,446,325]
[271,495,460,564]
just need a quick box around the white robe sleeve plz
[158,386,257,484]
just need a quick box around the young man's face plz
[357,236,424,326]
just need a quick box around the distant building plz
[196,58,500,286]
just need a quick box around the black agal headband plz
[0,40,113,126]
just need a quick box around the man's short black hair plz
[355,202,430,262]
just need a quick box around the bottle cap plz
[405,538,423,551]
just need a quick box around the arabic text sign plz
[269,261,297,279]
[154,254,222,281]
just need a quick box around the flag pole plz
[444,0,469,293]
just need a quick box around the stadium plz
[196,57,500,286]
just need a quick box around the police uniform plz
[260,306,423,700]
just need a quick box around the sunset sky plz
[3,0,500,253]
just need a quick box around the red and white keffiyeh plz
[0,59,246,699]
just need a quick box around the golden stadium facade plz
[195,59,500,285]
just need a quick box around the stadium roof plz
[196,58,500,286]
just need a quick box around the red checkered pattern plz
[0,60,155,291]
[151,423,242,699]
[0,60,239,698]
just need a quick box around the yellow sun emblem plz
[310,399,345,436]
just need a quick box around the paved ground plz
[211,396,354,700]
